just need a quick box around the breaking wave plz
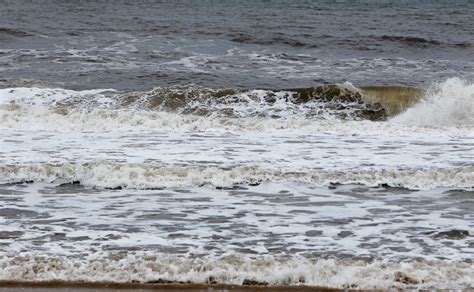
[0,78,472,131]
[0,83,421,122]
[392,78,474,126]
[1,162,472,190]
[0,253,472,289]
[114,84,389,121]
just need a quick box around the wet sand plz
[0,281,343,292]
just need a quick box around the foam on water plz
[0,78,473,289]
[1,83,387,126]
[114,84,387,120]
[1,0,473,288]
[0,181,472,289]
[392,78,474,126]
[1,102,473,136]
[1,162,472,190]
[0,254,473,289]
[1,79,473,131]
[0,87,114,106]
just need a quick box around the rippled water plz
[0,1,473,290]
[1,0,473,89]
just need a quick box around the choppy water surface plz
[0,0,473,290]
[1,0,473,89]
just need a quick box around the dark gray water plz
[1,0,473,90]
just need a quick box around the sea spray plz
[392,78,474,126]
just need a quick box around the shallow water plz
[0,182,472,261]
[0,81,473,289]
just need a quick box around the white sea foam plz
[2,102,473,137]
[392,78,474,126]
[1,81,473,191]
[1,162,472,190]
[0,79,472,135]
[0,254,472,289]
[1,80,473,289]
[0,87,114,105]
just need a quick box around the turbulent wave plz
[0,87,114,105]
[0,84,411,122]
[106,84,390,121]
[0,78,472,129]
[392,78,474,126]
[1,162,472,190]
[359,86,422,116]
[0,253,472,289]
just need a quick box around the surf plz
[391,78,474,126]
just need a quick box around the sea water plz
[0,1,473,289]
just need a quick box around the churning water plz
[0,0,473,290]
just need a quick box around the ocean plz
[0,0,473,290]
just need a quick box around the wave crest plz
[0,85,388,121]
[392,78,474,126]
[1,162,472,190]
[116,84,387,121]
[1,79,472,127]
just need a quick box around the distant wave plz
[228,32,311,47]
[0,27,33,39]
[376,35,471,48]
[226,32,472,49]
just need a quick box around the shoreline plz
[0,281,343,291]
